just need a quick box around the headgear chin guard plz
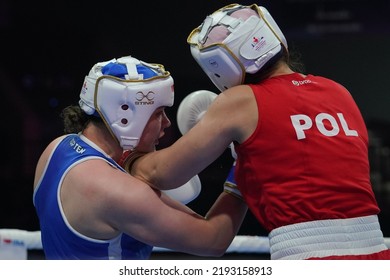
[79,55,174,150]
[187,3,288,92]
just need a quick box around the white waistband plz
[269,215,388,260]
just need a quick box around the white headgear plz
[187,3,288,92]
[79,55,174,150]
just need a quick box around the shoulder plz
[307,74,350,92]
[212,85,255,114]
[211,85,258,143]
[44,135,68,153]
[34,135,68,187]
[221,85,254,99]
[36,135,72,169]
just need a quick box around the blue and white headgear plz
[79,55,174,150]
[187,3,288,92]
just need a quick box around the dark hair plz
[244,45,305,84]
[286,44,305,74]
[60,105,103,134]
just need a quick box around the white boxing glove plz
[177,90,217,135]
[162,175,201,204]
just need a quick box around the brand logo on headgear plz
[81,81,88,95]
[136,91,155,105]
[208,59,219,68]
[251,36,266,50]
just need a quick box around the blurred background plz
[1,0,390,248]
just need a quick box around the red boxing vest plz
[234,73,379,232]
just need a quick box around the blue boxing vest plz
[33,134,153,259]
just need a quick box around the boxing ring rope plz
[1,229,389,259]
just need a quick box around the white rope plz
[1,229,389,259]
[0,229,42,260]
[153,235,270,253]
[0,229,42,249]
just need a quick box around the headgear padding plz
[79,55,174,150]
[187,4,288,92]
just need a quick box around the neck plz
[81,123,123,162]
[268,62,295,78]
